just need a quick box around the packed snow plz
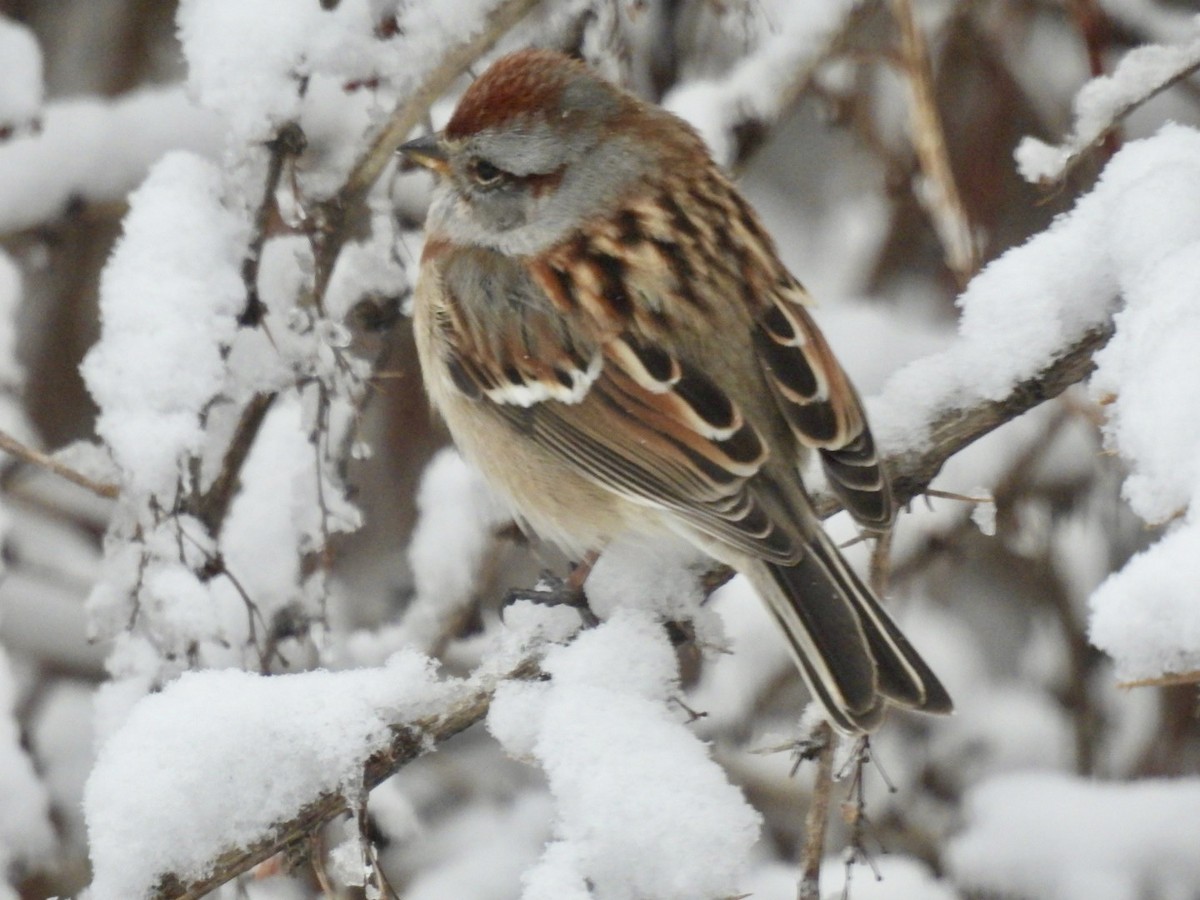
[177,0,549,147]
[177,0,348,143]
[81,151,247,498]
[220,395,361,621]
[1081,124,1200,680]
[399,450,510,652]
[488,610,761,900]
[84,652,457,899]
[869,186,1116,454]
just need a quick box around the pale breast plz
[413,275,659,557]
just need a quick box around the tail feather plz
[747,528,952,732]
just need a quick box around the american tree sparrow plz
[401,49,951,732]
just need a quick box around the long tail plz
[745,528,952,732]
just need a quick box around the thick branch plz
[810,322,1114,519]
[884,322,1113,513]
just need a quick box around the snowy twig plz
[1016,34,1200,185]
[239,121,306,327]
[0,426,119,498]
[90,0,546,694]
[345,0,541,199]
[183,392,275,534]
[728,2,875,171]
[889,0,979,284]
[875,322,1114,519]
[150,656,539,900]
[311,0,543,301]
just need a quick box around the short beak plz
[399,132,450,175]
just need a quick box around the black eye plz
[469,158,506,186]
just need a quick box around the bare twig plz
[839,738,883,895]
[867,529,893,597]
[889,0,979,284]
[923,487,992,504]
[797,721,837,900]
[308,831,337,898]
[1120,669,1200,689]
[1067,0,1112,76]
[0,427,119,499]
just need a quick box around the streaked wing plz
[753,291,894,530]
[542,163,895,534]
[489,332,806,564]
[516,336,806,564]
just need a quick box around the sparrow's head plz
[401,49,692,254]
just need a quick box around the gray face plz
[427,75,654,256]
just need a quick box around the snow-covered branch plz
[135,655,541,900]
[1016,21,1200,184]
[664,0,865,168]
[878,323,1111,517]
